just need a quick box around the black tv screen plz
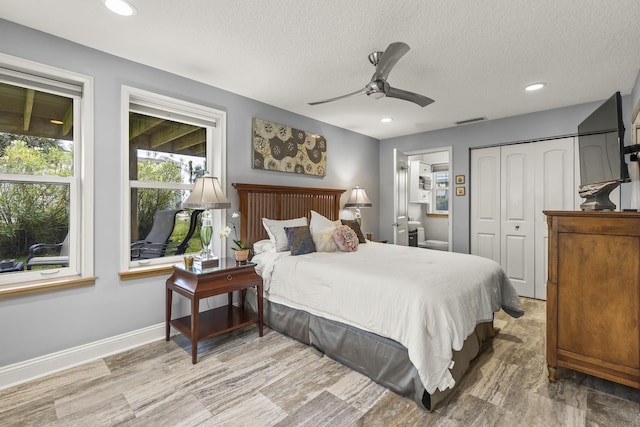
[578,92,628,186]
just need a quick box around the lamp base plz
[194,256,219,270]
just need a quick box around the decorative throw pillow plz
[341,219,367,243]
[310,210,341,250]
[313,227,339,252]
[284,226,316,256]
[262,217,308,252]
[333,225,359,252]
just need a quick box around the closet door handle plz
[515,225,520,230]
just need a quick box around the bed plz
[232,183,523,411]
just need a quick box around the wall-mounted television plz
[577,91,638,210]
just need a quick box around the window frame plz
[0,53,94,296]
[120,86,227,277]
[432,164,450,214]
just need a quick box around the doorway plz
[393,147,452,250]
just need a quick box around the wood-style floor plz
[1,298,638,426]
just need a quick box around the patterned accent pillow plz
[262,217,307,252]
[333,225,359,252]
[340,219,367,243]
[284,226,316,256]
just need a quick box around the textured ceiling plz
[2,0,640,139]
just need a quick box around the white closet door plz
[534,137,576,300]
[471,147,501,263]
[472,139,577,300]
[501,144,535,298]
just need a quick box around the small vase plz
[234,249,250,263]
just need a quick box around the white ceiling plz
[2,0,640,140]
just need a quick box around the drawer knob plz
[226,274,233,281]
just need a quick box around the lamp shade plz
[182,173,231,209]
[344,186,372,208]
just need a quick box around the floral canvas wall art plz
[252,118,327,176]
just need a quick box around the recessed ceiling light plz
[50,119,64,125]
[380,117,393,123]
[104,0,137,16]
[525,82,546,92]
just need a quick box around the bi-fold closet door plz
[471,138,578,300]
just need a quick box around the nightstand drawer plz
[218,268,260,283]
[200,268,262,297]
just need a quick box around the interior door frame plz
[393,146,453,249]
[393,149,409,245]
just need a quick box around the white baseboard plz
[0,322,174,391]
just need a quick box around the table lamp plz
[345,185,372,225]
[182,172,231,268]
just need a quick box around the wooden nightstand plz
[166,258,263,364]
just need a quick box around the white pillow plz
[310,210,340,233]
[309,210,341,252]
[253,239,275,255]
[262,217,308,252]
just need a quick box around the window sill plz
[0,275,96,299]
[427,213,449,218]
[119,265,174,281]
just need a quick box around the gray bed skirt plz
[244,289,497,412]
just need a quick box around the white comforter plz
[253,241,523,394]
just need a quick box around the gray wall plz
[379,94,637,253]
[0,20,378,366]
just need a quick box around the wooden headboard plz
[232,183,345,247]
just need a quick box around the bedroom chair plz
[130,209,182,260]
[26,233,70,270]
[174,209,203,255]
[130,209,203,260]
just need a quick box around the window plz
[432,164,449,213]
[0,54,94,293]
[121,87,226,275]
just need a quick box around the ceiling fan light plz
[104,0,137,16]
[381,117,393,123]
[525,82,546,92]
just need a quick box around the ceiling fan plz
[308,42,435,108]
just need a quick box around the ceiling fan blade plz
[386,87,435,107]
[308,88,366,106]
[375,42,410,79]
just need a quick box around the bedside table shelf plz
[171,305,258,342]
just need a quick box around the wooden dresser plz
[545,210,640,388]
